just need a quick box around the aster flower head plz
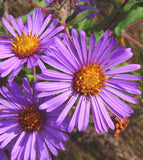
[0,8,64,82]
[36,29,142,134]
[0,78,69,160]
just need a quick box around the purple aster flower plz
[36,29,142,134]
[0,78,69,160]
[0,8,64,82]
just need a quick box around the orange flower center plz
[18,107,44,132]
[73,62,108,96]
[11,33,40,58]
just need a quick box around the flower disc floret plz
[18,107,44,132]
[11,33,40,58]
[73,62,108,96]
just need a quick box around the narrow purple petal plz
[45,26,64,39]
[27,14,33,34]
[41,55,74,75]
[80,30,87,65]
[107,82,141,95]
[23,133,31,160]
[44,138,58,156]
[105,87,137,104]
[40,18,59,39]
[39,90,72,110]
[68,96,82,132]
[91,96,103,133]
[39,69,73,81]
[54,37,80,70]
[102,48,133,71]
[8,59,25,82]
[0,132,18,148]
[94,96,108,132]
[72,28,84,65]
[105,64,141,75]
[111,74,142,81]
[93,29,110,61]
[2,17,16,37]
[96,96,115,130]
[83,99,90,131]
[88,34,96,64]
[11,131,26,159]
[63,33,81,67]
[56,93,79,125]
[37,14,52,35]
[22,77,33,106]
[8,80,27,107]
[97,38,118,65]
[36,81,72,91]
[78,96,86,131]
[9,15,22,36]
[17,17,24,29]
[30,132,36,160]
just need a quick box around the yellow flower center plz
[11,33,40,58]
[73,62,108,96]
[18,107,44,132]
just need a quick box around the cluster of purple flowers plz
[0,1,141,159]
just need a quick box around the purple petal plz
[96,96,115,130]
[9,15,22,36]
[88,34,96,64]
[110,74,142,81]
[91,96,103,133]
[36,81,72,91]
[93,29,110,62]
[38,69,73,81]
[23,133,32,160]
[105,64,141,75]
[27,14,33,34]
[37,14,52,35]
[72,28,84,65]
[54,37,80,70]
[30,132,36,160]
[56,93,79,125]
[78,96,86,131]
[107,81,141,95]
[105,87,137,104]
[102,48,133,71]
[39,90,72,110]
[22,77,33,106]
[41,55,74,75]
[80,30,87,65]
[8,80,27,107]
[68,96,83,132]
[45,26,64,39]
[63,33,81,67]
[82,98,90,131]
[40,18,59,39]
[2,17,16,37]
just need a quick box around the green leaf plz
[73,18,94,33]
[115,3,143,35]
[66,9,99,26]
[33,0,46,8]
[90,8,120,33]
[90,1,143,35]
[0,24,5,34]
